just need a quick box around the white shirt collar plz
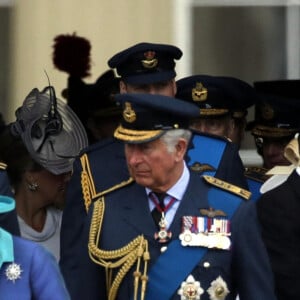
[146,161,190,201]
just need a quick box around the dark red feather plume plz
[52,33,91,78]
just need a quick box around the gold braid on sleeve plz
[88,198,150,300]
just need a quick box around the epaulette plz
[0,162,7,170]
[80,153,133,212]
[203,175,251,200]
[244,166,270,183]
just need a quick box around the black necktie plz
[150,192,165,228]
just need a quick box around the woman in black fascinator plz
[0,85,88,261]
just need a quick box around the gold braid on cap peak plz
[80,153,134,212]
[114,125,163,142]
[89,198,150,300]
[199,108,229,116]
[252,125,297,138]
[0,162,7,170]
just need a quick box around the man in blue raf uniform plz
[77,93,276,300]
[176,75,255,189]
[108,42,182,95]
[59,42,184,298]
[249,80,300,170]
[246,80,300,198]
[176,75,256,148]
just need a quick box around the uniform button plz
[203,261,210,268]
[160,246,168,253]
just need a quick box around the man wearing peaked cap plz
[257,133,300,300]
[77,92,277,300]
[176,75,265,200]
[108,42,182,95]
[176,75,256,148]
[250,80,300,170]
[114,93,199,143]
[59,41,252,297]
[59,41,183,298]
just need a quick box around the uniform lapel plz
[120,183,157,239]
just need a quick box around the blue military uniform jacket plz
[0,235,70,300]
[60,133,249,297]
[59,138,129,297]
[257,169,300,300]
[77,171,276,300]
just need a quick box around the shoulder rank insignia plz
[203,175,251,200]
[0,162,7,170]
[190,162,216,173]
[244,166,270,183]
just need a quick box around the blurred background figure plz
[257,133,300,300]
[0,85,88,261]
[0,195,70,299]
[249,80,300,170]
[52,33,121,145]
[0,112,20,236]
[176,74,256,149]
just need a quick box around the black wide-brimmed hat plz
[108,42,182,85]
[114,93,199,143]
[10,86,88,175]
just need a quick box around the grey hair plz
[160,129,192,153]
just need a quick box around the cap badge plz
[178,275,204,300]
[207,276,230,300]
[142,51,158,69]
[192,82,208,102]
[123,102,136,123]
[5,262,23,283]
[261,103,274,121]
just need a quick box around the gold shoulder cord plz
[88,198,150,300]
[80,154,134,212]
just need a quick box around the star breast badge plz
[5,262,23,283]
[207,276,230,300]
[177,275,204,300]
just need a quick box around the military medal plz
[179,215,231,250]
[177,275,204,300]
[150,193,176,244]
[154,212,172,243]
[5,262,23,283]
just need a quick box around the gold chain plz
[88,198,150,300]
